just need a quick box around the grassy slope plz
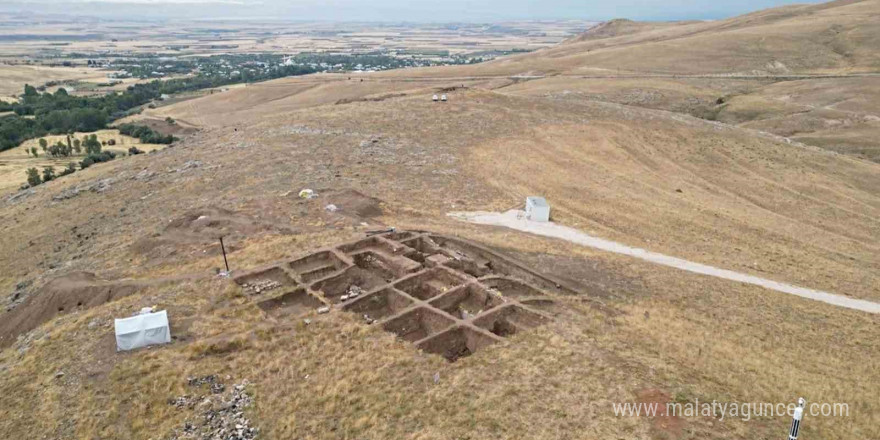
[1,1,879,439]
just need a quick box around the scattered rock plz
[168,377,257,440]
[5,188,34,205]
[132,169,158,181]
[317,306,330,314]
[346,285,363,298]
[171,160,203,173]
[240,279,281,296]
[187,375,225,394]
[53,178,116,201]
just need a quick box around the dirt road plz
[450,210,880,314]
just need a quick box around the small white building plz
[525,196,550,222]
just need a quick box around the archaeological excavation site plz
[234,230,575,362]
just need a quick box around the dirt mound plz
[0,272,146,348]
[131,207,294,260]
[323,189,383,218]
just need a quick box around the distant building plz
[525,197,550,222]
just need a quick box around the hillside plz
[1,1,879,439]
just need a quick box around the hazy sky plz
[2,0,830,22]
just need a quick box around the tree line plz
[0,63,317,152]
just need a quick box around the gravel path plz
[449,210,880,314]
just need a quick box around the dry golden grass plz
[1,2,879,439]
[0,130,166,192]
[0,64,106,96]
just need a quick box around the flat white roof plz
[526,196,549,207]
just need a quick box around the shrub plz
[26,167,41,187]
[117,123,174,144]
[59,162,77,176]
[41,166,56,182]
[80,150,116,169]
[128,146,144,155]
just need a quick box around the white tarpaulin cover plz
[114,310,171,351]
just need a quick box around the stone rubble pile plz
[167,376,258,440]
[340,284,364,302]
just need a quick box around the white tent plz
[114,310,171,351]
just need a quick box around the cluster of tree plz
[25,163,77,187]
[80,151,116,169]
[34,134,103,158]
[117,123,174,144]
[1,60,318,153]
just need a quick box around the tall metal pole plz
[220,237,230,272]
[788,398,805,440]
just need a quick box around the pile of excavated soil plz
[0,272,146,348]
[131,207,295,259]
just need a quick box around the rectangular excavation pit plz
[417,326,499,362]
[427,236,498,277]
[339,236,405,256]
[257,288,326,317]
[382,307,455,343]
[399,236,443,257]
[233,267,296,296]
[480,277,547,299]
[442,257,495,278]
[289,251,348,282]
[429,284,504,320]
[472,304,550,337]
[352,251,421,280]
[310,266,390,303]
[342,288,414,322]
[393,268,467,301]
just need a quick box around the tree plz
[23,84,38,98]
[30,147,38,157]
[83,134,101,155]
[48,141,71,157]
[42,166,56,182]
[73,138,81,154]
[39,138,47,151]
[26,167,41,187]
[60,162,77,176]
